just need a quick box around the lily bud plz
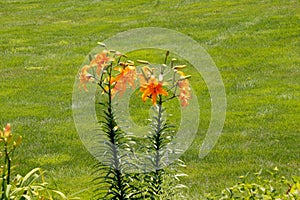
[173,65,187,70]
[97,42,106,47]
[3,123,11,138]
[115,51,124,57]
[137,60,149,65]
[171,58,177,67]
[159,74,163,82]
[16,136,22,146]
[5,123,11,132]
[127,60,134,65]
[176,70,184,77]
[119,62,127,67]
[179,75,192,80]
[7,134,13,144]
[166,51,170,57]
[89,54,93,62]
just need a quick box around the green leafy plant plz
[135,52,190,199]
[7,168,76,200]
[0,124,78,200]
[205,167,300,200]
[0,123,22,199]
[82,48,137,199]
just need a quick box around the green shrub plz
[206,167,300,200]
[0,124,77,200]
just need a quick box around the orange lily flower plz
[115,65,136,87]
[140,76,168,105]
[103,76,117,96]
[0,123,11,138]
[177,71,191,107]
[79,65,94,91]
[90,50,111,76]
[178,84,190,107]
[112,65,136,97]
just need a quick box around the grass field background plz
[0,0,299,199]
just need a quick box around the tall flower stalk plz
[96,64,129,200]
[79,46,191,199]
[0,123,22,200]
[80,47,136,199]
[145,96,173,198]
[137,52,191,199]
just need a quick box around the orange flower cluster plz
[138,65,191,107]
[79,50,114,91]
[109,62,136,98]
[0,123,22,147]
[79,48,192,107]
[79,50,136,97]
[90,50,111,76]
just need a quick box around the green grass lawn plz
[0,0,299,199]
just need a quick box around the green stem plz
[106,65,126,200]
[151,95,164,198]
[1,141,9,200]
[164,51,169,64]
[154,96,163,168]
[7,158,11,185]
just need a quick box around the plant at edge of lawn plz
[205,167,300,200]
[0,123,78,200]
